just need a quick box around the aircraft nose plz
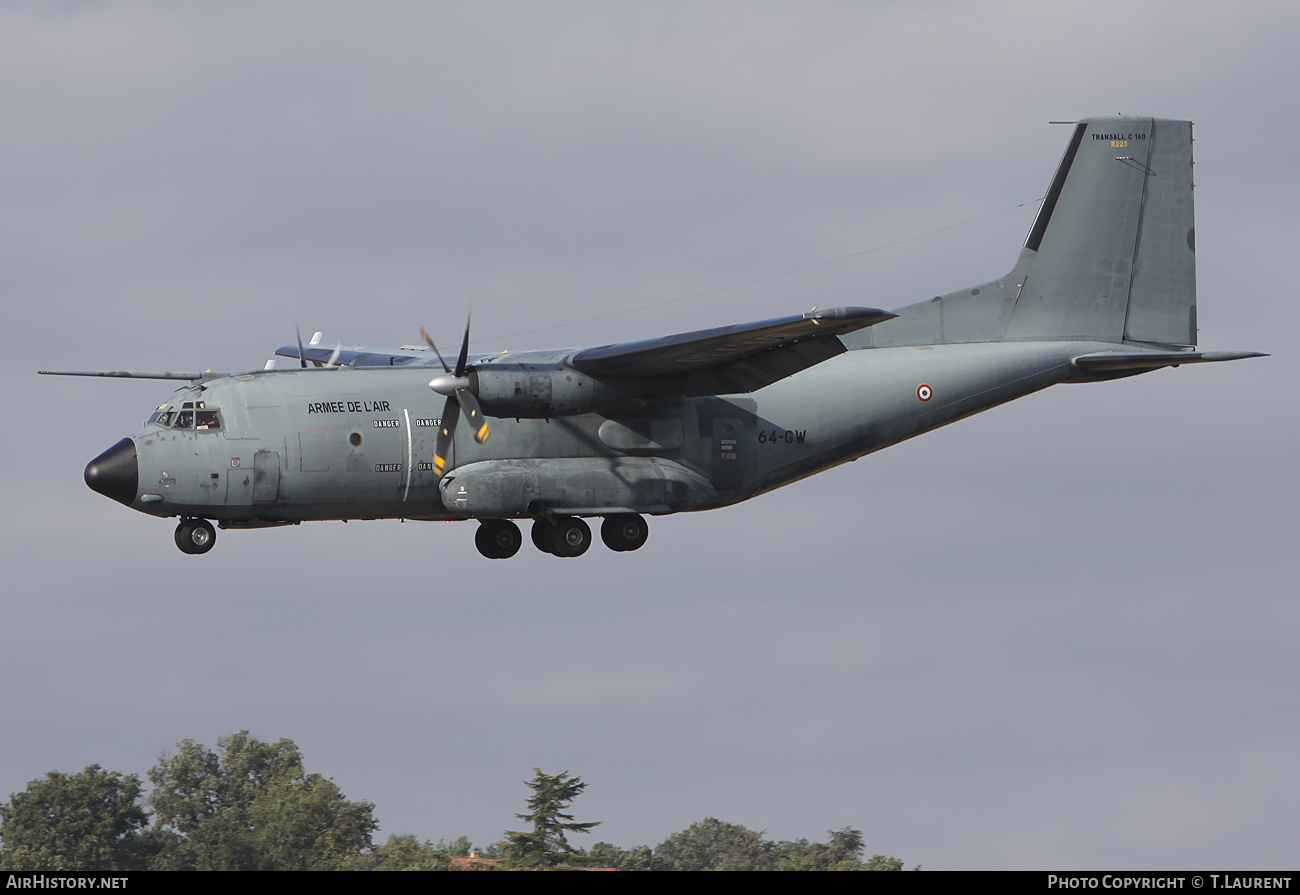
[85,437,139,506]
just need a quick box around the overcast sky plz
[2,1,1295,870]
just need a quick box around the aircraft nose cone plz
[85,437,138,506]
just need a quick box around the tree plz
[342,833,461,871]
[651,817,774,871]
[0,765,153,871]
[148,731,376,870]
[503,768,600,868]
[652,819,910,871]
[583,841,653,871]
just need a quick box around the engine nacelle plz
[439,457,716,518]
[470,363,636,418]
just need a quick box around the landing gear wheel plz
[174,519,216,555]
[549,516,591,558]
[475,519,522,559]
[601,514,649,552]
[531,519,556,555]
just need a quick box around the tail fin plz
[863,116,1197,348]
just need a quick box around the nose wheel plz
[175,519,216,555]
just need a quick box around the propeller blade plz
[432,394,459,476]
[454,311,471,377]
[295,325,308,369]
[327,342,342,367]
[455,387,490,444]
[419,326,451,374]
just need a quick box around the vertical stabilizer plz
[862,116,1197,349]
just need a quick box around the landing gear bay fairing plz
[49,116,1262,558]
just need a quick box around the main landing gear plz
[473,514,649,559]
[475,519,523,559]
[532,516,592,558]
[174,518,216,555]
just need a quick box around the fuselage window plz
[174,410,194,430]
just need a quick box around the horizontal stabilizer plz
[1072,350,1267,372]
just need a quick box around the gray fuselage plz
[123,340,1096,526]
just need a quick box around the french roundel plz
[916,383,933,402]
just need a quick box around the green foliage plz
[863,853,914,871]
[148,731,377,870]
[649,819,909,871]
[584,841,653,871]
[342,833,455,871]
[1,748,915,872]
[650,817,773,871]
[0,765,154,871]
[503,768,600,868]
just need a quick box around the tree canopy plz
[0,765,153,871]
[148,731,377,870]
[0,741,912,871]
[503,768,600,868]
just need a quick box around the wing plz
[273,344,436,367]
[570,306,895,393]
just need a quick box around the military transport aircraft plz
[45,116,1262,558]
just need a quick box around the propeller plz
[421,314,489,476]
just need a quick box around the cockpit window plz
[149,400,218,430]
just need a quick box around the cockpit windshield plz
[148,402,220,430]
